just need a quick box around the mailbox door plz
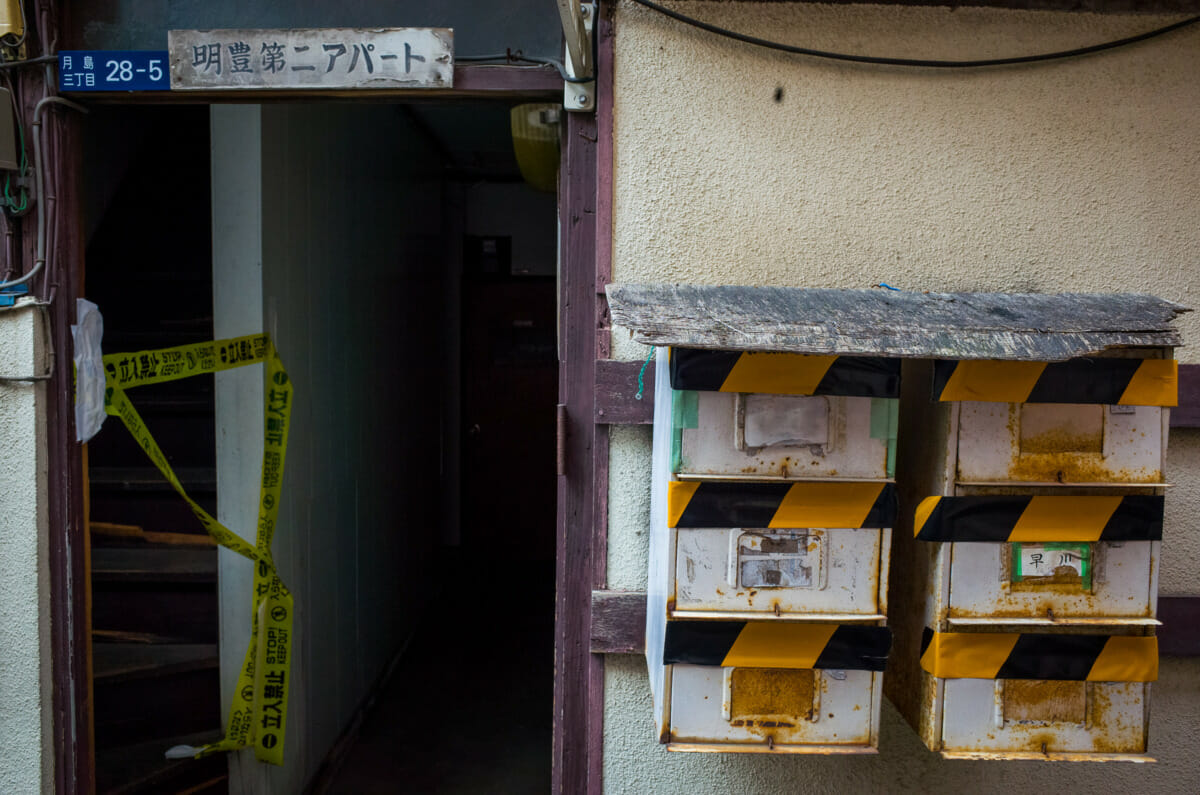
[939,679,1148,756]
[668,665,878,749]
[946,541,1156,623]
[673,527,886,618]
[956,403,1163,485]
[677,393,893,480]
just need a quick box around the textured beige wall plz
[0,302,51,794]
[611,2,1200,362]
[607,2,1200,791]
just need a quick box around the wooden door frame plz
[43,30,576,795]
[553,4,614,793]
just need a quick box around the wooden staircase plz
[83,104,227,793]
[89,525,227,794]
[86,314,229,795]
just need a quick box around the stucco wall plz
[0,302,51,794]
[607,2,1200,791]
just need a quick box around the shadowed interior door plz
[461,277,558,561]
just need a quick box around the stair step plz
[96,729,226,795]
[91,522,216,548]
[94,643,218,684]
[94,666,221,751]
[107,394,214,414]
[93,630,203,645]
[90,467,216,493]
[92,548,217,583]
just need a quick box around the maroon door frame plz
[553,5,614,793]
[45,5,606,794]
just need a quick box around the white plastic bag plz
[72,298,106,443]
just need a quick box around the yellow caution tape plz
[103,333,293,765]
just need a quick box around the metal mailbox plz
[954,402,1166,485]
[915,492,1164,626]
[938,679,1151,759]
[676,392,895,481]
[668,665,882,751]
[647,348,898,753]
[672,526,889,619]
[887,355,1175,761]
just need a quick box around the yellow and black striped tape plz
[932,358,1177,405]
[914,495,1163,543]
[663,622,891,671]
[920,628,1158,682]
[669,347,900,397]
[102,334,294,765]
[668,481,896,529]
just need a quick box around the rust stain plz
[1004,680,1087,724]
[1006,453,1158,484]
[1021,428,1102,455]
[948,681,1147,755]
[984,404,1160,483]
[729,667,815,722]
[1012,564,1084,591]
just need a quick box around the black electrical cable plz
[630,0,1200,69]
[458,52,595,83]
[0,54,55,69]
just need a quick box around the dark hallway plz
[317,551,555,793]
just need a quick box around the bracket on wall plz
[556,1,595,112]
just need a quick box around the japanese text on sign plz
[1013,542,1092,589]
[59,51,170,92]
[168,28,453,90]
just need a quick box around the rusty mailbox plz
[887,355,1176,761]
[646,348,898,753]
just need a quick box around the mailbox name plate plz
[169,28,453,91]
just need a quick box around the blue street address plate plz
[59,50,170,92]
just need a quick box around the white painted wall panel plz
[214,103,445,793]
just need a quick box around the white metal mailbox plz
[945,537,1159,626]
[647,348,898,753]
[938,679,1151,759]
[888,355,1174,761]
[672,527,889,620]
[677,392,895,481]
[955,402,1166,486]
[668,666,882,752]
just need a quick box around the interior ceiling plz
[403,102,531,181]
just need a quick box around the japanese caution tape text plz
[103,333,293,765]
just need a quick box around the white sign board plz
[168,28,453,91]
